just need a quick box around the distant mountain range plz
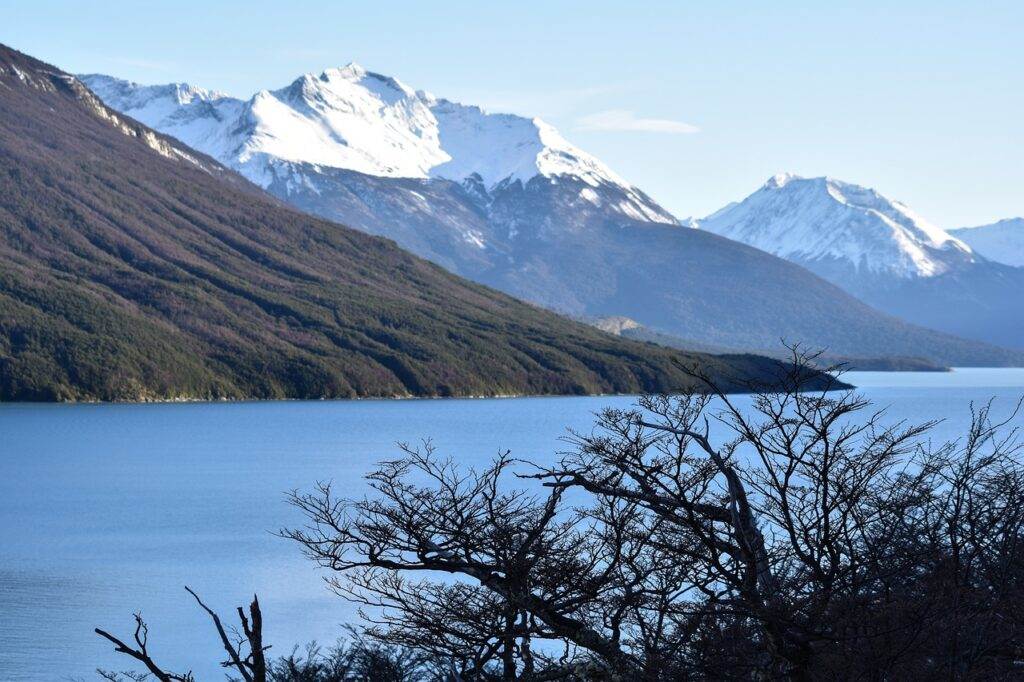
[81,68,1022,367]
[592,317,950,372]
[0,43,825,401]
[696,175,1024,350]
[951,219,1024,267]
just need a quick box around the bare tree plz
[283,350,1024,679]
[95,612,195,682]
[281,448,638,678]
[267,627,441,681]
[96,588,268,682]
[97,351,1024,679]
[531,352,1024,677]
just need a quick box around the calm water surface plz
[2,368,1023,680]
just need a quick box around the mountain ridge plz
[1,42,821,401]
[81,66,676,226]
[81,68,1024,366]
[591,317,950,372]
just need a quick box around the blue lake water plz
[2,368,1023,680]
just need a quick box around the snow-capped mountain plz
[696,175,1024,349]
[80,70,1024,364]
[697,174,978,279]
[81,66,673,225]
[950,218,1024,267]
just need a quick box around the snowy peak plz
[697,174,976,278]
[764,171,799,189]
[313,62,416,99]
[951,218,1024,267]
[79,67,674,224]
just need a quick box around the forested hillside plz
[0,44,814,401]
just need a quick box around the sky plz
[3,1,1021,227]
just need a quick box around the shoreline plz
[7,367,1022,406]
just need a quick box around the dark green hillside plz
[0,44,827,401]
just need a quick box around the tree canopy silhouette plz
[99,352,1024,679]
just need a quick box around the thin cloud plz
[576,109,699,134]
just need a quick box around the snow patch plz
[579,187,601,206]
[463,229,486,249]
[405,190,432,212]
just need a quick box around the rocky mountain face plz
[1,43,815,401]
[80,69,1023,365]
[951,219,1024,268]
[697,175,1024,350]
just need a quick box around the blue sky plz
[4,1,1021,226]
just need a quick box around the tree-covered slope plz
[0,44,814,401]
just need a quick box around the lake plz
[2,368,1023,680]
